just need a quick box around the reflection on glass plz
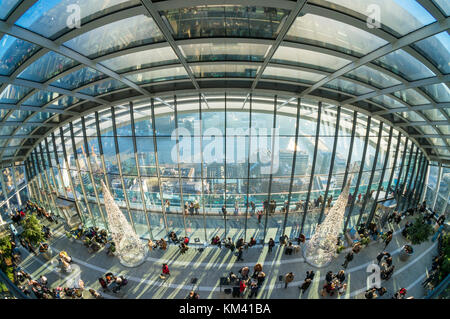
[63,15,164,58]
[100,47,178,73]
[180,41,270,62]
[6,110,32,122]
[413,32,450,75]
[286,14,387,57]
[161,6,290,40]
[18,51,79,83]
[272,45,351,72]
[51,67,106,90]
[77,79,127,96]
[126,67,188,85]
[392,88,430,105]
[191,64,259,78]
[16,0,140,39]
[27,111,54,123]
[324,78,373,96]
[0,35,41,76]
[0,0,21,20]
[0,85,32,104]
[48,95,80,109]
[432,0,450,16]
[345,65,402,89]
[308,0,435,37]
[421,83,450,103]
[22,90,60,106]
[373,49,435,81]
[370,95,406,109]
[422,109,446,121]
[262,66,325,84]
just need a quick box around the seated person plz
[183,236,189,245]
[236,238,244,249]
[159,239,167,250]
[169,231,178,244]
[179,242,189,254]
[39,242,49,253]
[248,237,257,247]
[285,242,294,255]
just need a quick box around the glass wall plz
[25,94,429,243]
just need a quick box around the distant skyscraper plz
[295,152,309,176]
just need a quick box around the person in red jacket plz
[239,280,246,297]
[161,264,170,279]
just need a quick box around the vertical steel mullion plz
[385,132,401,199]
[415,159,428,205]
[300,102,322,234]
[318,106,341,224]
[129,102,153,240]
[224,93,227,238]
[150,98,169,238]
[402,146,419,210]
[44,138,59,197]
[52,133,68,199]
[357,121,383,226]
[409,152,423,208]
[394,138,409,196]
[173,96,187,237]
[59,128,84,224]
[95,111,110,187]
[199,94,207,243]
[38,143,58,215]
[431,165,443,211]
[397,142,415,211]
[80,117,108,228]
[368,127,393,224]
[343,116,371,232]
[244,94,253,242]
[70,122,95,226]
[282,98,301,235]
[263,95,278,241]
[110,106,136,231]
[341,112,358,193]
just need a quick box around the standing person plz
[384,231,393,249]
[165,200,170,213]
[248,280,259,299]
[336,270,345,284]
[376,251,388,265]
[385,256,393,267]
[268,238,275,253]
[306,270,315,280]
[250,201,256,215]
[234,202,239,215]
[299,278,312,293]
[236,246,244,261]
[392,288,407,299]
[365,288,377,299]
[221,205,227,217]
[342,251,354,269]
[284,272,295,289]
[239,280,246,297]
[325,271,334,284]
[257,210,263,224]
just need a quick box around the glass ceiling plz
[0,0,448,164]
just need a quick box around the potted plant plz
[406,216,433,245]
[21,215,44,246]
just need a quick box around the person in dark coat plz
[268,238,275,253]
[299,278,312,293]
[342,251,353,269]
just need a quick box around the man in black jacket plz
[342,251,354,269]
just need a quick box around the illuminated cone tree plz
[303,164,358,268]
[101,181,147,267]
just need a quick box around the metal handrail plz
[425,274,450,299]
[0,269,33,299]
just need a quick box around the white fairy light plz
[102,180,147,267]
[303,164,359,268]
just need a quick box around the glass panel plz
[77,79,127,96]
[373,49,435,81]
[22,90,60,106]
[191,64,259,78]
[324,78,374,96]
[399,111,425,122]
[370,94,406,109]
[286,14,388,56]
[16,0,140,39]
[161,6,290,40]
[63,15,164,58]
[180,41,270,62]
[100,47,178,73]
[27,111,54,123]
[6,110,32,122]
[0,85,32,104]
[271,45,351,72]
[0,35,41,76]
[126,67,188,85]
[48,95,80,109]
[0,0,21,20]
[422,109,447,121]
[433,0,450,16]
[309,0,435,37]
[392,88,430,105]
[413,32,450,74]
[18,51,79,82]
[421,83,450,103]
[51,67,106,90]
[345,65,402,89]
[262,66,325,84]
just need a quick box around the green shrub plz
[21,215,44,246]
[406,216,433,245]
